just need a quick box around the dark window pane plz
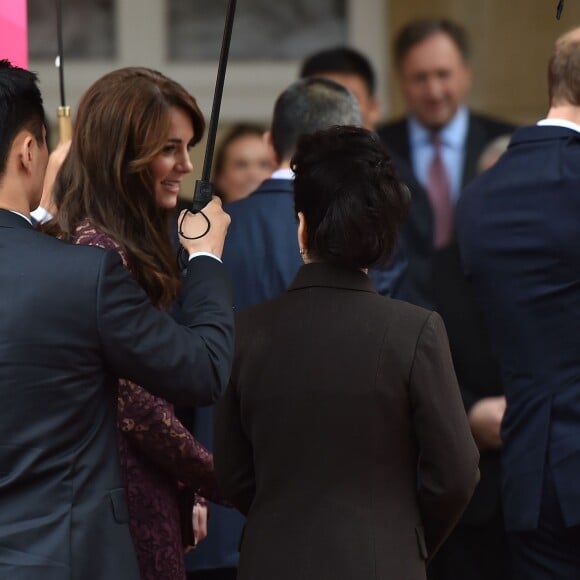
[28,0,115,59]
[168,0,347,61]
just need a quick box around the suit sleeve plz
[213,380,256,515]
[409,311,480,558]
[96,251,234,407]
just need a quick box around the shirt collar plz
[8,210,32,225]
[408,106,469,149]
[537,118,580,133]
[270,168,295,180]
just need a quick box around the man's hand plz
[192,503,208,546]
[467,395,506,451]
[39,140,71,216]
[178,196,231,259]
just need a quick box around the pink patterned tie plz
[427,134,453,248]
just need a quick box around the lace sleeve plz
[72,221,130,266]
[118,379,226,504]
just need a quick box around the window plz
[168,0,346,61]
[28,0,116,59]
[28,0,386,124]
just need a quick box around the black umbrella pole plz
[191,0,237,213]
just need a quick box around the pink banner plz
[0,0,28,69]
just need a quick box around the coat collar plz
[252,178,293,196]
[288,262,377,294]
[509,124,580,146]
[0,208,34,230]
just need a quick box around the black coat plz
[0,210,233,580]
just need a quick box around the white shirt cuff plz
[31,206,53,224]
[188,251,222,263]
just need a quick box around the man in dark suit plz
[224,76,407,309]
[458,28,580,579]
[224,77,364,310]
[378,19,514,580]
[0,61,234,580]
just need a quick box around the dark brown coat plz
[214,262,479,580]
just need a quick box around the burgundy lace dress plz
[72,219,224,580]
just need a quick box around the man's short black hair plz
[0,60,46,179]
[300,47,376,96]
[394,19,470,70]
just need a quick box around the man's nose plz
[424,77,444,100]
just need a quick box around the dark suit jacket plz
[222,178,300,310]
[214,262,479,580]
[378,112,514,525]
[0,210,233,579]
[458,125,580,531]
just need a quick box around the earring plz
[299,248,305,255]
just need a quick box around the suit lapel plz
[383,119,412,165]
[383,121,434,242]
[462,113,487,188]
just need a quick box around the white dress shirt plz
[271,168,295,180]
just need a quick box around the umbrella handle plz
[57,106,72,143]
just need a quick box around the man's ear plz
[263,130,272,148]
[18,134,36,174]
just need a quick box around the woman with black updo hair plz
[213,126,479,580]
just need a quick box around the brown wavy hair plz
[54,67,205,306]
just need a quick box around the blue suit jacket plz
[222,178,300,309]
[457,125,580,531]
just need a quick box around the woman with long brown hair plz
[52,67,224,580]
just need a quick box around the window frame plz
[30,0,389,123]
